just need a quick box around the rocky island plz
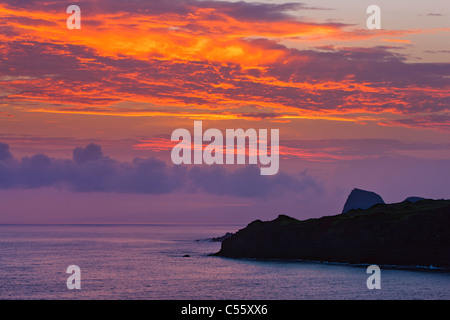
[214,197,450,269]
[341,188,385,213]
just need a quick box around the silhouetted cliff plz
[215,199,450,268]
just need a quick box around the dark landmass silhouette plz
[342,188,385,213]
[214,199,450,269]
[403,196,426,203]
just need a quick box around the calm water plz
[0,224,448,300]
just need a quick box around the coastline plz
[214,199,450,270]
[211,254,450,273]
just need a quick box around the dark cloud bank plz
[0,142,320,198]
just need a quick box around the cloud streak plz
[380,114,450,132]
[134,135,450,162]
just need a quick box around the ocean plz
[0,224,448,300]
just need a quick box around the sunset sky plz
[0,0,449,224]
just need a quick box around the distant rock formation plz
[215,199,450,269]
[403,196,426,203]
[196,232,234,242]
[210,232,234,242]
[342,188,385,213]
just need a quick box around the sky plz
[0,0,449,224]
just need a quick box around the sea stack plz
[342,188,385,213]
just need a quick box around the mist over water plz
[0,224,448,300]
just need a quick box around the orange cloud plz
[0,3,342,66]
[1,1,449,130]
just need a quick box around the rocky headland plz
[214,195,450,269]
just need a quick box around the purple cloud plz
[3,0,328,20]
[73,143,104,164]
[0,142,13,161]
[188,165,320,198]
[0,142,320,198]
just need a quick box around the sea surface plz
[0,224,448,300]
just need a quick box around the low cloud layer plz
[0,142,320,198]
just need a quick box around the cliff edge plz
[215,199,450,268]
